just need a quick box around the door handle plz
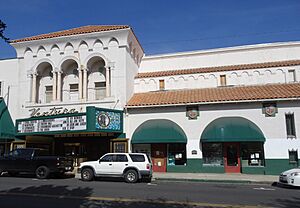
[125,164,128,166]
[109,164,112,166]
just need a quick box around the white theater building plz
[0,25,299,174]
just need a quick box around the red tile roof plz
[136,60,300,78]
[126,83,300,107]
[11,25,130,43]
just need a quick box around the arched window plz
[61,59,79,102]
[36,62,53,103]
[87,56,106,100]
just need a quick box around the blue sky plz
[1,0,300,59]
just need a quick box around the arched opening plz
[200,117,266,173]
[131,119,187,172]
[61,59,79,102]
[87,56,106,100]
[36,62,53,103]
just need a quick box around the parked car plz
[0,148,73,179]
[78,153,152,183]
[279,168,300,187]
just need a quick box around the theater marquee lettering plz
[17,115,87,133]
[29,107,79,117]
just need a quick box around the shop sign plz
[17,115,86,133]
[95,109,121,131]
[29,107,79,117]
[262,103,277,117]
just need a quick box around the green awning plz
[131,119,187,144]
[0,99,15,141]
[201,117,265,143]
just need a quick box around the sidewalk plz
[153,172,278,185]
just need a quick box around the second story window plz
[286,113,296,138]
[288,70,296,82]
[69,84,79,101]
[220,75,227,86]
[45,86,52,103]
[159,79,165,90]
[95,82,106,100]
[289,150,298,164]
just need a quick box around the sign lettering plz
[29,107,79,117]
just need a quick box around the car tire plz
[81,168,94,181]
[35,166,50,179]
[124,169,138,183]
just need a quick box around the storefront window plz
[202,143,223,166]
[241,143,264,167]
[167,143,187,166]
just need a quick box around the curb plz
[153,177,275,185]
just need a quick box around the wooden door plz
[151,144,167,172]
[224,143,241,173]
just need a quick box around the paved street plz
[0,175,299,208]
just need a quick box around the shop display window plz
[167,143,186,166]
[241,143,265,167]
[202,143,223,166]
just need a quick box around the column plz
[106,66,110,97]
[31,72,37,103]
[83,68,88,100]
[52,70,57,101]
[78,68,83,100]
[57,71,62,101]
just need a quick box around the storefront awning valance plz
[201,117,265,143]
[0,99,15,141]
[131,119,187,144]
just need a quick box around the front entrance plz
[151,144,167,172]
[224,143,240,173]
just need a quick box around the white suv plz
[78,153,152,183]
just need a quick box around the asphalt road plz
[0,175,299,208]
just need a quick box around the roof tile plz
[11,25,130,43]
[126,83,300,107]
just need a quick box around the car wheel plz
[35,166,50,179]
[124,169,138,183]
[81,168,94,181]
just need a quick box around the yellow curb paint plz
[0,192,272,208]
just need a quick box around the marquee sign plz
[17,115,86,133]
[95,109,122,131]
[16,106,123,135]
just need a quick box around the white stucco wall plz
[140,41,300,72]
[9,28,143,119]
[126,101,300,160]
[0,58,20,123]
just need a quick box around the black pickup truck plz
[0,148,73,179]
